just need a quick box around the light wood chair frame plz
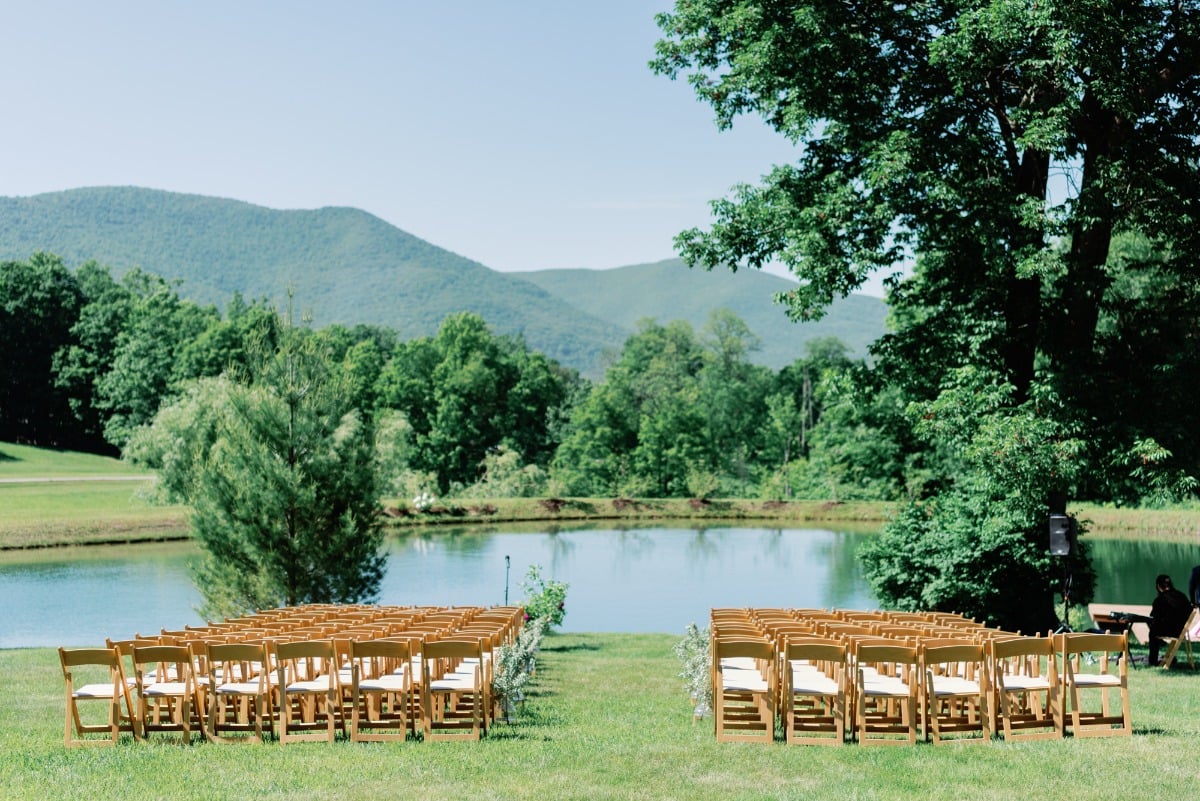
[782,638,846,745]
[988,636,1062,741]
[921,639,990,744]
[1057,632,1132,738]
[132,644,202,743]
[274,639,342,744]
[854,642,920,746]
[59,646,140,747]
[713,638,776,744]
[349,639,414,742]
[204,641,275,743]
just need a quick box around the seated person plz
[1190,564,1200,608]
[1149,574,1192,666]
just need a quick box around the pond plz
[1,524,1195,648]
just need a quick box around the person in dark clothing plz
[1149,574,1192,666]
[1189,565,1200,607]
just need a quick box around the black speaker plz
[1049,513,1072,555]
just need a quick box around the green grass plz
[4,634,1199,801]
[0,442,183,547]
[0,482,187,548]
[0,442,149,478]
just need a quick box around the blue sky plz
[2,3,816,276]
[2,1,839,285]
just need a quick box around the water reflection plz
[1087,538,1198,603]
[1,524,1193,648]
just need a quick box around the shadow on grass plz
[541,641,602,653]
[0,450,16,462]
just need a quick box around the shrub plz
[674,622,711,719]
[520,564,568,629]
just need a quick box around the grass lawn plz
[4,633,1199,801]
[0,442,149,478]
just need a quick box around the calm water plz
[0,524,1194,647]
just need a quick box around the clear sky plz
[2,1,836,284]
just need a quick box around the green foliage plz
[653,0,1200,628]
[673,622,712,719]
[377,312,578,494]
[0,190,889,380]
[0,254,84,449]
[1125,439,1200,508]
[521,259,888,369]
[466,445,548,498]
[93,270,216,447]
[520,564,568,629]
[490,617,547,719]
[862,373,1096,633]
[126,307,386,617]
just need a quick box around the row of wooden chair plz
[59,603,525,746]
[710,607,1131,745]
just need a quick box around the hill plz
[520,260,888,368]
[0,187,627,373]
[0,187,888,375]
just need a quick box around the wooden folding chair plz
[422,638,487,741]
[204,641,274,743]
[854,641,920,746]
[274,640,342,743]
[921,639,989,744]
[713,638,776,743]
[1159,607,1200,670]
[349,639,414,742]
[988,635,1062,741]
[1057,632,1131,738]
[132,644,202,743]
[59,646,140,747]
[781,638,846,745]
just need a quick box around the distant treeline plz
[0,253,910,501]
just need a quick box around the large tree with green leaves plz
[0,254,82,448]
[126,308,386,618]
[376,312,578,494]
[653,1,1200,631]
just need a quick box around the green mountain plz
[0,186,888,376]
[520,260,888,369]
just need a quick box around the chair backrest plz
[921,638,985,674]
[855,641,919,677]
[274,639,337,686]
[714,638,774,664]
[349,638,412,676]
[132,644,194,684]
[206,641,270,685]
[1058,631,1128,663]
[60,646,123,674]
[990,634,1057,672]
[784,638,847,670]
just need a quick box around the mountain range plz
[0,186,888,377]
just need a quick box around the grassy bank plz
[4,441,1200,549]
[4,633,1199,801]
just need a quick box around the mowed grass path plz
[4,634,1200,801]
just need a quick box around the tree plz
[653,1,1200,631]
[376,312,577,494]
[0,254,82,448]
[126,308,386,617]
[94,271,216,448]
[51,261,133,453]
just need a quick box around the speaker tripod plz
[1054,563,1073,634]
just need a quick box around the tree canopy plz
[654,0,1200,631]
[127,310,386,617]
